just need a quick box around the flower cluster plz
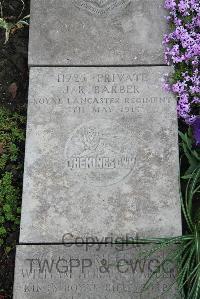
[163,0,200,144]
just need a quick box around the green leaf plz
[179,131,189,145]
[3,204,11,213]
[182,174,193,180]
[22,14,30,20]
[0,216,5,224]
[0,227,7,236]
[0,18,7,29]
[17,20,29,26]
[5,246,12,254]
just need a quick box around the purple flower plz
[163,0,200,129]
[187,115,197,124]
[163,82,171,92]
[190,85,200,93]
[172,81,187,93]
[192,97,200,103]
[178,0,190,14]
[165,0,176,10]
[192,118,200,145]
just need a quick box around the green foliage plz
[0,0,29,43]
[172,62,192,82]
[126,168,200,298]
[179,128,200,178]
[0,15,29,43]
[1,173,20,220]
[0,107,25,245]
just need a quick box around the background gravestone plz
[28,0,167,65]
[19,66,182,243]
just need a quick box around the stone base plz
[13,244,181,299]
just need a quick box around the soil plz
[0,1,30,298]
[0,0,29,110]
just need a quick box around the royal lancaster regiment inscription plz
[19,67,182,243]
[29,0,167,65]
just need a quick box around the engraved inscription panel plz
[19,67,181,243]
[13,245,181,299]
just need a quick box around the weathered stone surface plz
[13,244,181,299]
[20,66,181,243]
[28,0,167,66]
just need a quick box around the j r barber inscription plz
[73,0,131,15]
[64,119,136,187]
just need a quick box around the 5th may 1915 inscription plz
[19,67,181,243]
